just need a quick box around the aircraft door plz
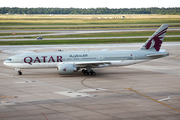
[98,55,104,61]
[133,54,138,60]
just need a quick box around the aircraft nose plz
[3,60,10,66]
[3,61,7,65]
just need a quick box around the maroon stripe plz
[156,27,168,37]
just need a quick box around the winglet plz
[140,24,169,51]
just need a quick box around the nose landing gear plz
[15,68,22,75]
[17,71,22,75]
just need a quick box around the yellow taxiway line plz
[125,88,180,113]
[0,96,17,99]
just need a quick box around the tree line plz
[0,7,180,15]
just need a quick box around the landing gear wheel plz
[88,72,92,76]
[91,72,96,76]
[17,71,22,75]
[83,67,96,76]
[84,72,89,76]
[82,69,86,73]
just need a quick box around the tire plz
[84,72,89,76]
[92,72,96,76]
[82,69,86,73]
[18,71,22,75]
[89,72,92,76]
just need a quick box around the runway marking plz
[12,98,74,103]
[54,91,93,97]
[170,55,180,59]
[42,113,48,120]
[81,77,93,89]
[125,88,180,113]
[0,101,16,106]
[77,88,107,93]
[158,96,170,101]
[0,96,18,99]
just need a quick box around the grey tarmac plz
[0,42,180,120]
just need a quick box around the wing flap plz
[75,61,111,65]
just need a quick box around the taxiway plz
[1,35,180,41]
[0,28,180,38]
[0,43,180,120]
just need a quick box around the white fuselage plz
[3,50,166,69]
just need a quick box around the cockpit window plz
[7,58,12,61]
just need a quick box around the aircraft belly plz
[10,63,58,69]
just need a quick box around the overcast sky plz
[1,0,180,8]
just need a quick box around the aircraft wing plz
[75,61,111,65]
[74,61,111,67]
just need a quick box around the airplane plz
[3,24,169,76]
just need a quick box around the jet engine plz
[58,63,77,75]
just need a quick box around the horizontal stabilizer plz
[146,52,169,57]
[159,49,166,52]
[101,49,108,51]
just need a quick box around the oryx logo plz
[63,67,67,72]
[145,27,168,51]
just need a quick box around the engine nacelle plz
[58,63,77,75]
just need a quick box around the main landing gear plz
[82,68,96,76]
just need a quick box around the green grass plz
[0,15,179,45]
[2,30,180,39]
[0,18,180,26]
[0,37,179,45]
[1,24,180,30]
[0,32,51,36]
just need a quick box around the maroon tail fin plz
[140,24,168,51]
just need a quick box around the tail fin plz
[140,24,169,51]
